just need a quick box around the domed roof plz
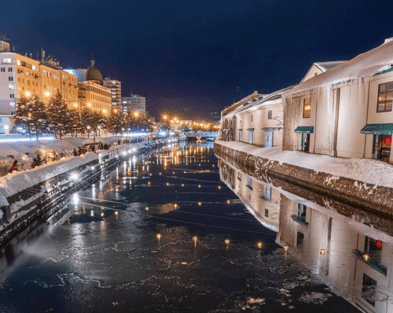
[86,60,103,83]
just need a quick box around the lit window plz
[377,82,393,112]
[303,98,311,118]
[32,65,36,70]
[2,58,11,64]
[8,85,14,89]
[10,102,15,107]
[16,60,21,65]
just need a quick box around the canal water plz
[0,142,387,312]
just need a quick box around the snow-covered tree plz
[69,108,83,137]
[14,95,31,135]
[106,112,123,135]
[46,91,72,139]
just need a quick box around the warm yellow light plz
[44,91,50,97]
[283,245,289,252]
[114,211,118,216]
[28,112,32,117]
[174,204,178,208]
[114,109,117,113]
[181,184,184,187]
[227,200,230,204]
[218,186,221,190]
[156,233,162,240]
[73,103,78,108]
[103,109,107,113]
[163,115,167,120]
[87,102,92,107]
[198,202,202,206]
[257,242,263,249]
[363,253,370,261]
[166,182,169,186]
[25,91,31,97]
[159,172,162,175]
[198,185,201,188]
[101,212,104,217]
[193,236,198,243]
[224,239,230,245]
[320,249,326,255]
[134,112,139,117]
[145,207,149,211]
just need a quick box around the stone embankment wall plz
[214,142,393,218]
[0,141,165,245]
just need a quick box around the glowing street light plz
[224,239,230,246]
[25,91,31,97]
[87,102,92,107]
[257,242,263,249]
[73,103,78,108]
[163,115,168,120]
[134,112,139,117]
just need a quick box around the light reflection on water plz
[218,157,393,313]
[0,142,365,312]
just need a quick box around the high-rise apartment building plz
[0,39,78,133]
[103,77,121,113]
[121,94,146,116]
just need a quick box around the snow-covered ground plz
[216,140,393,189]
[0,135,128,176]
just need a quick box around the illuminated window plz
[377,82,393,112]
[32,65,36,70]
[16,60,21,65]
[8,85,14,90]
[303,98,311,118]
[2,58,11,64]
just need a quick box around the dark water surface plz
[0,143,365,312]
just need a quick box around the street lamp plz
[134,112,139,117]
[163,115,167,120]
[44,91,50,97]
[25,91,31,97]
[87,102,92,107]
[73,103,78,108]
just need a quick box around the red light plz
[384,136,391,146]
[376,240,382,250]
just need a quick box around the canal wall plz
[0,140,168,245]
[214,140,393,218]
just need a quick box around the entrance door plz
[301,133,310,152]
[373,134,391,162]
[265,131,273,147]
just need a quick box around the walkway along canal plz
[0,142,370,312]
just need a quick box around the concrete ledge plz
[214,141,393,218]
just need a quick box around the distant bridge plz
[184,131,218,140]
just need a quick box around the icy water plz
[0,142,382,312]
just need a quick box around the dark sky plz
[1,0,392,120]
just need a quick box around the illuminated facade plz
[64,61,111,115]
[103,77,121,113]
[121,94,146,116]
[0,40,78,133]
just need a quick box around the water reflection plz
[218,158,393,313]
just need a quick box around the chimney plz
[41,48,45,61]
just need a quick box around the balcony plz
[353,250,387,276]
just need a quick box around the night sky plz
[1,0,392,120]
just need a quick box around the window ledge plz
[353,249,387,276]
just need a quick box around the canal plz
[0,142,387,312]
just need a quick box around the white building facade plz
[121,94,146,116]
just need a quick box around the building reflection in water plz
[218,158,393,313]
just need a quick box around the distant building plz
[0,39,78,133]
[64,60,111,115]
[103,77,121,113]
[121,94,146,116]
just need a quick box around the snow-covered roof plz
[287,37,393,95]
[314,61,346,72]
[225,85,295,117]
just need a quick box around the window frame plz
[377,82,393,113]
[303,98,311,118]
[268,110,272,119]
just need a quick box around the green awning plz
[361,123,393,135]
[294,126,314,133]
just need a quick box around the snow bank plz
[216,140,393,189]
[0,153,97,198]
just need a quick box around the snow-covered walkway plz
[216,140,393,189]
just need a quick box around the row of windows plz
[301,82,393,118]
[0,67,12,72]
